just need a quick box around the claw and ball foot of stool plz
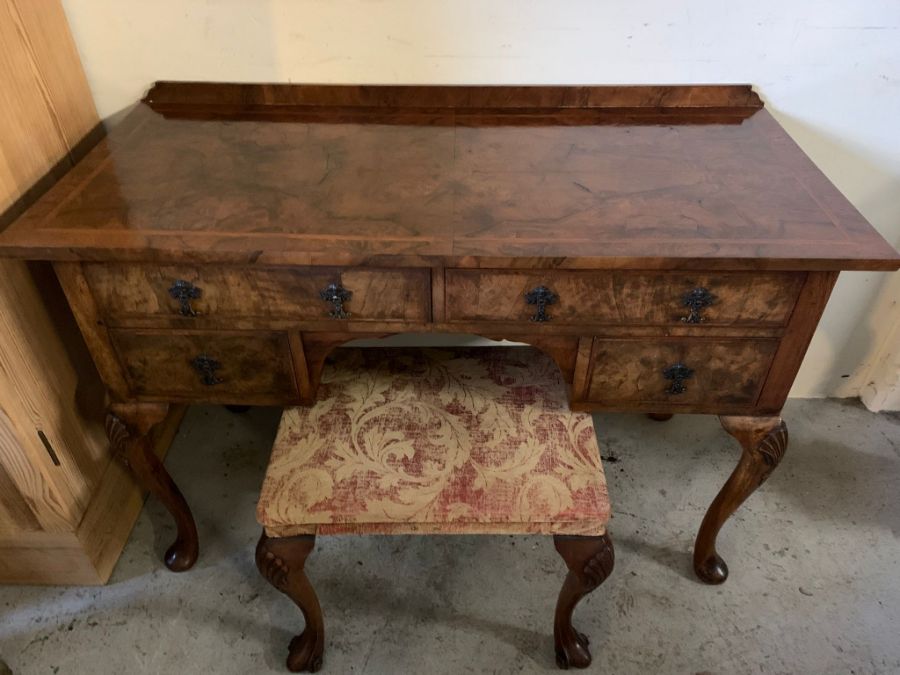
[553,534,614,669]
[256,533,324,673]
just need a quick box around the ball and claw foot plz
[556,630,592,669]
[256,533,324,673]
[553,534,614,670]
[288,631,324,673]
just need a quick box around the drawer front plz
[84,264,430,324]
[446,270,618,323]
[111,330,298,401]
[445,269,803,326]
[614,272,804,326]
[585,338,778,405]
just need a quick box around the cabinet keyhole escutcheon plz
[663,362,694,395]
[191,354,223,386]
[320,283,352,319]
[681,287,716,324]
[525,285,558,322]
[169,279,202,317]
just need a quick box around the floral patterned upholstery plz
[257,347,610,537]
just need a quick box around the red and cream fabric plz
[257,347,610,537]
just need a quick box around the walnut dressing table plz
[1,83,896,583]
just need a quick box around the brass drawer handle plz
[191,354,223,386]
[681,287,716,324]
[319,282,352,319]
[169,279,202,317]
[525,285,558,322]
[663,362,694,395]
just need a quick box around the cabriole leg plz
[107,402,199,571]
[256,532,324,673]
[552,534,614,669]
[693,415,788,584]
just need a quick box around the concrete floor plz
[1,399,898,674]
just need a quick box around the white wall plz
[61,0,900,402]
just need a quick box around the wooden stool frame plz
[256,531,614,672]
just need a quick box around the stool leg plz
[256,532,324,673]
[552,534,614,670]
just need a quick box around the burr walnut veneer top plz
[0,82,896,271]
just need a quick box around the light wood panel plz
[5,0,98,148]
[0,1,70,211]
[0,406,184,585]
[0,0,104,539]
[0,264,106,532]
[0,0,181,584]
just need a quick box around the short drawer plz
[584,338,778,406]
[110,330,298,402]
[84,264,430,325]
[444,269,803,326]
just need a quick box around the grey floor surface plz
[1,399,898,674]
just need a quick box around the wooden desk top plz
[1,83,897,271]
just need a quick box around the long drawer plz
[110,330,298,403]
[84,264,430,325]
[583,337,778,406]
[445,269,804,326]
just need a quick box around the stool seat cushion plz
[257,347,610,537]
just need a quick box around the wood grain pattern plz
[0,1,193,585]
[0,0,110,584]
[756,271,839,410]
[4,0,98,149]
[111,329,299,404]
[76,404,184,581]
[0,262,109,533]
[288,331,313,404]
[1,84,896,272]
[611,272,805,326]
[53,261,131,399]
[146,81,764,115]
[2,82,897,584]
[446,269,804,325]
[0,0,70,212]
[0,406,185,585]
[694,415,788,584]
[585,338,779,406]
[83,263,430,326]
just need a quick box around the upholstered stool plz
[255,347,613,672]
